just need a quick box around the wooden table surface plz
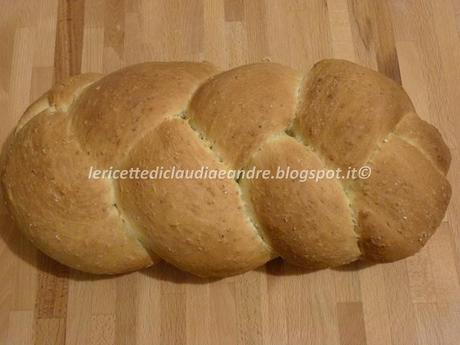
[1,0,460,344]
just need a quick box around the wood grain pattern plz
[0,0,459,344]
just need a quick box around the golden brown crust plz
[350,135,451,261]
[1,59,452,277]
[189,63,301,169]
[240,135,361,269]
[295,59,415,169]
[118,118,274,277]
[71,62,219,167]
[394,112,451,174]
[3,110,156,274]
[16,73,103,131]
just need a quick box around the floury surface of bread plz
[1,59,451,277]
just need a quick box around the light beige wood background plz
[0,0,459,344]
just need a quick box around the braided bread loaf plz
[1,59,451,277]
